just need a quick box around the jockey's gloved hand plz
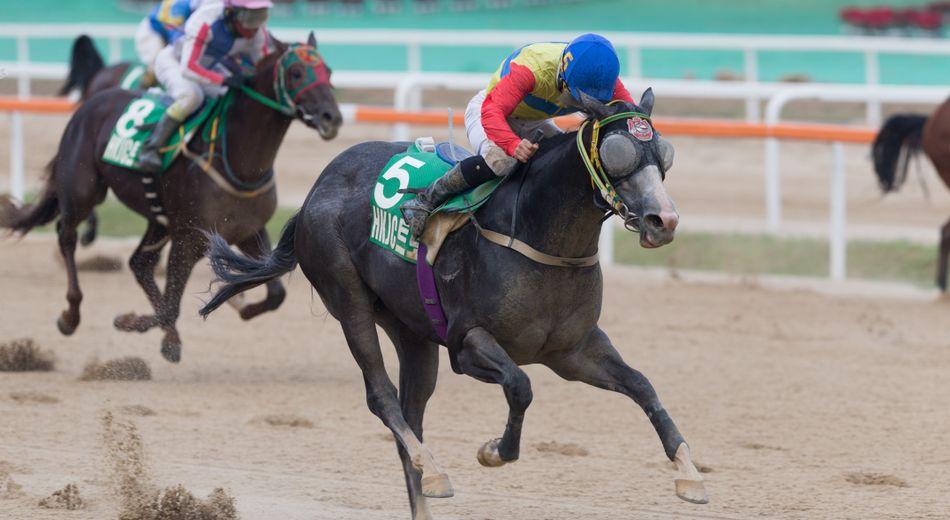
[223,74,247,89]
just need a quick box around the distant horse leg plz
[79,211,97,247]
[231,228,286,320]
[114,222,169,333]
[380,318,439,520]
[937,217,950,292]
[543,327,708,504]
[154,235,203,363]
[458,327,533,467]
[55,219,83,335]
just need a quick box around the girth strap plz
[475,224,599,268]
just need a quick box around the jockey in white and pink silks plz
[134,0,221,72]
[138,0,273,173]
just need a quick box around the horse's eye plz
[291,69,303,79]
[599,133,641,178]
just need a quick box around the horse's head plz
[269,33,342,140]
[577,89,678,248]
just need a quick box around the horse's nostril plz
[644,214,664,231]
[321,111,335,122]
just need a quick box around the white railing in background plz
[3,24,950,121]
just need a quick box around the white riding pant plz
[464,89,562,175]
[134,19,166,68]
[154,47,229,122]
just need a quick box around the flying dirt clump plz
[102,412,238,520]
[0,338,55,372]
[80,357,151,382]
[38,483,84,510]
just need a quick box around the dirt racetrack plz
[2,236,949,519]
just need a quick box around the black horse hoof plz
[160,340,181,363]
[56,315,77,336]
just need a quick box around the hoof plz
[56,314,77,336]
[476,438,509,468]
[672,443,708,504]
[161,339,181,363]
[114,313,156,333]
[420,473,453,499]
[675,479,709,504]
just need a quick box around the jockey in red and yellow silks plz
[401,33,634,239]
[481,41,633,158]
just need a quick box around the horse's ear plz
[268,31,287,53]
[307,31,317,49]
[577,91,611,120]
[639,88,655,116]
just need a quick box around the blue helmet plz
[558,33,621,102]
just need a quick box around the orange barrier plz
[0,95,879,144]
[0,96,74,114]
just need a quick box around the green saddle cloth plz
[101,91,220,173]
[369,141,502,263]
[119,63,149,91]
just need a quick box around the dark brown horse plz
[872,99,950,291]
[1,34,342,362]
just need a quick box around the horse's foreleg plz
[232,228,286,320]
[154,235,202,363]
[56,220,83,335]
[937,217,950,292]
[543,327,708,505]
[381,320,440,520]
[114,222,169,333]
[458,327,533,467]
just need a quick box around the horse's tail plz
[0,157,60,235]
[872,114,928,193]
[200,214,299,318]
[58,35,105,98]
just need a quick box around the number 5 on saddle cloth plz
[369,137,501,264]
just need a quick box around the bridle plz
[576,110,653,232]
[237,43,332,117]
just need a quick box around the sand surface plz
[1,237,949,519]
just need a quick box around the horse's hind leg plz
[542,327,708,505]
[229,228,286,320]
[380,318,439,520]
[937,216,950,292]
[457,327,533,467]
[324,276,451,499]
[114,221,169,333]
[55,219,83,335]
[154,233,203,363]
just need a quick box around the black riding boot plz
[138,114,181,174]
[401,163,471,239]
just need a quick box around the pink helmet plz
[226,0,273,8]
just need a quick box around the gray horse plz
[200,90,707,519]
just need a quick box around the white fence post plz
[599,220,615,268]
[743,48,760,122]
[764,137,781,232]
[829,142,847,281]
[109,36,122,63]
[864,50,882,127]
[10,35,29,202]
